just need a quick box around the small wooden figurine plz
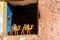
[15,25,21,35]
[26,24,34,35]
[21,24,27,35]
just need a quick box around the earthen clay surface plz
[1,0,60,40]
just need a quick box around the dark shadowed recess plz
[8,3,38,35]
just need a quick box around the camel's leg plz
[21,30,23,35]
[21,29,25,35]
[16,30,19,35]
[21,30,22,35]
[29,31,30,34]
[21,32,24,35]
[10,31,11,35]
[23,30,25,35]
[10,31,13,35]
[21,32,22,35]
[15,31,16,35]
[27,30,28,35]
[12,32,13,35]
[17,31,18,35]
[22,31,24,35]
[11,31,13,35]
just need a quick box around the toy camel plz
[26,24,34,35]
[21,24,27,35]
[15,26,21,35]
[21,24,34,35]
[10,24,21,35]
[10,24,17,35]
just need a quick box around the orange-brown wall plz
[1,0,60,40]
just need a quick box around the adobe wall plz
[1,0,60,40]
[38,0,60,40]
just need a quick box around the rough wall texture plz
[1,0,60,40]
[9,0,37,6]
[39,0,60,40]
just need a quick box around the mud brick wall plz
[1,0,60,40]
[38,0,60,40]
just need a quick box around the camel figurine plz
[26,24,34,35]
[10,24,21,35]
[21,24,27,35]
[15,25,21,35]
[21,24,34,35]
[10,24,17,35]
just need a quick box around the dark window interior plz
[8,3,38,35]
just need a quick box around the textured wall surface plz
[0,0,60,40]
[38,0,60,40]
[9,0,37,6]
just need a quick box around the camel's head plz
[31,25,34,28]
[11,24,17,31]
[12,24,17,27]
[17,25,21,29]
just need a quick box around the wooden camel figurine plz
[15,25,21,35]
[26,24,34,35]
[21,24,34,35]
[10,24,21,35]
[10,24,17,35]
[21,24,27,35]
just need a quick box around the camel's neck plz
[30,26,33,29]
